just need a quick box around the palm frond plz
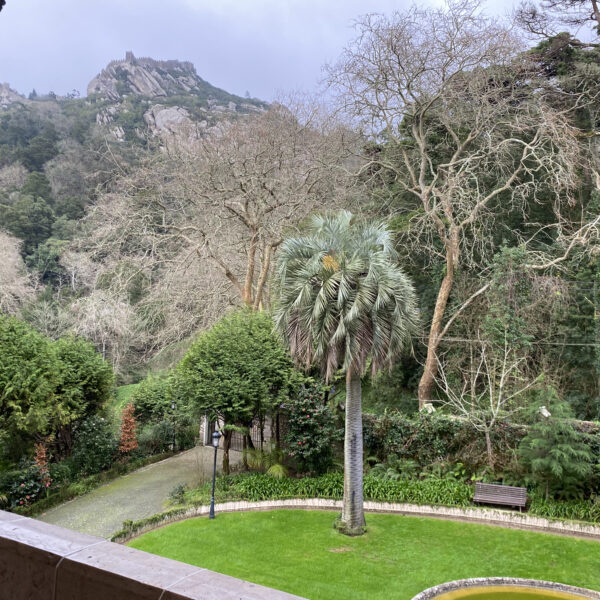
[274,211,419,379]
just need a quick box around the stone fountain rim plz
[411,578,600,600]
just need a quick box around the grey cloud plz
[0,0,519,101]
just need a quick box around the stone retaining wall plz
[114,498,600,543]
[0,509,305,600]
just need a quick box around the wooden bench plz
[473,482,527,511]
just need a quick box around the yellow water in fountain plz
[432,586,591,600]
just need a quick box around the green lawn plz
[128,510,600,600]
[110,383,140,421]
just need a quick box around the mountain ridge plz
[88,51,225,102]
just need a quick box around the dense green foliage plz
[178,310,294,424]
[363,412,469,467]
[0,315,114,462]
[137,420,175,455]
[131,375,173,425]
[0,110,58,170]
[53,336,115,437]
[183,472,472,508]
[71,415,118,476]
[177,309,295,471]
[519,400,594,499]
[0,315,59,448]
[129,374,197,454]
[1,462,46,508]
[128,511,600,600]
[283,383,342,474]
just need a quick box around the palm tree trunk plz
[341,369,366,534]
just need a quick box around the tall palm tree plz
[274,211,419,534]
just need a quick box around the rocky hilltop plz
[0,83,27,108]
[0,53,267,149]
[88,51,239,102]
[83,51,267,142]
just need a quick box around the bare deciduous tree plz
[80,103,359,363]
[437,332,539,469]
[0,231,36,314]
[168,102,358,309]
[327,0,586,407]
[70,290,136,371]
[516,0,600,40]
[0,163,27,191]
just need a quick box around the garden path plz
[37,446,241,539]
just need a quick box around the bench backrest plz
[474,482,527,501]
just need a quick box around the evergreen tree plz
[519,395,593,499]
[177,309,295,474]
[20,172,53,203]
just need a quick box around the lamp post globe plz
[209,430,221,519]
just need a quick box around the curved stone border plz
[112,498,600,543]
[411,578,600,600]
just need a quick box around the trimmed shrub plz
[71,416,117,475]
[131,375,173,425]
[282,383,342,474]
[2,462,44,508]
[48,460,73,487]
[138,420,174,455]
[363,411,527,471]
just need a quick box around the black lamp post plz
[171,400,176,452]
[209,430,221,519]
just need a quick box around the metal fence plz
[207,416,288,452]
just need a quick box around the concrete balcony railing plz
[0,509,306,600]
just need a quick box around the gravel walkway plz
[37,446,241,539]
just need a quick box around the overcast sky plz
[1,0,519,101]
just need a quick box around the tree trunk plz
[243,231,258,306]
[418,234,458,409]
[259,415,265,450]
[222,429,232,475]
[253,242,274,311]
[242,435,248,469]
[341,369,366,534]
[484,429,494,470]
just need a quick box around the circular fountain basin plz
[412,579,600,600]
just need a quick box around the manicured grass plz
[128,510,600,600]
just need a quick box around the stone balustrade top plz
[0,509,306,600]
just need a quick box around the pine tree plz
[119,403,138,454]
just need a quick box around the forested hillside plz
[0,52,270,376]
[1,0,600,520]
[1,14,600,415]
